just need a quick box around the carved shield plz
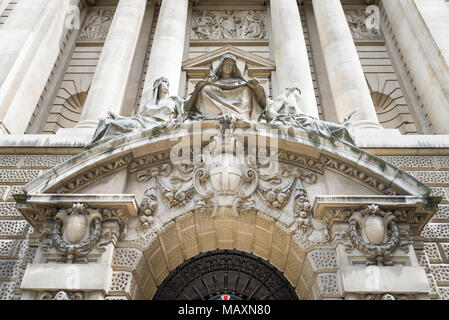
[364,215,385,245]
[209,154,242,193]
[66,214,88,244]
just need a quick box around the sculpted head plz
[213,54,245,81]
[222,58,236,79]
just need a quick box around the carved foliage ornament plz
[54,155,132,194]
[344,204,409,266]
[136,116,317,230]
[41,203,127,263]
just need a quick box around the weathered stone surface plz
[1,0,449,302]
[0,221,31,238]
[109,271,140,299]
[425,242,443,263]
[429,265,449,286]
[422,223,449,240]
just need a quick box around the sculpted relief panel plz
[191,10,268,40]
[79,9,114,41]
[345,9,383,40]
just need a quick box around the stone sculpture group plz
[91,54,355,145]
[191,10,268,40]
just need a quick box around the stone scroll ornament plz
[344,204,409,266]
[136,116,318,230]
[191,10,268,40]
[41,203,127,263]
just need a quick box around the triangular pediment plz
[182,46,276,78]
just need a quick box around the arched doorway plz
[154,250,298,300]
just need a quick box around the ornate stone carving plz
[136,116,317,231]
[138,186,157,229]
[262,88,356,146]
[343,204,409,266]
[364,293,411,300]
[40,203,128,263]
[191,10,267,40]
[79,9,114,41]
[47,204,106,263]
[345,10,383,40]
[40,290,84,300]
[184,54,267,121]
[53,155,132,194]
[129,151,171,172]
[319,155,397,195]
[90,78,184,144]
[193,116,258,217]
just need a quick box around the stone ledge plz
[355,133,449,155]
[0,132,447,155]
[21,263,113,293]
[340,266,430,294]
[0,134,91,152]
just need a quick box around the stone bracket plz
[16,194,139,229]
[312,195,438,232]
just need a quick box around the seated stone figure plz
[262,87,356,146]
[90,77,183,144]
[184,54,267,121]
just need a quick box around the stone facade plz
[0,0,449,301]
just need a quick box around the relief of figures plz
[346,10,382,40]
[191,10,268,40]
[79,9,114,41]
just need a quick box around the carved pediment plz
[182,46,276,79]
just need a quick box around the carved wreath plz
[42,203,123,263]
[346,204,409,266]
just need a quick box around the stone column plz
[0,0,57,134]
[382,0,449,134]
[76,0,147,129]
[270,0,319,118]
[140,0,189,104]
[0,0,10,18]
[312,0,381,129]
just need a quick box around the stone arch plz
[107,209,339,300]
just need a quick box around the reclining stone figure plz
[90,77,183,144]
[261,87,356,146]
[90,54,355,146]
